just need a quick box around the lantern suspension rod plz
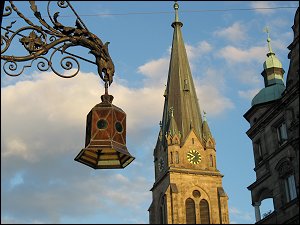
[1,26,97,66]
[104,76,109,95]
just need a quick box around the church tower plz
[148,2,229,224]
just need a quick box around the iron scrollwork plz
[1,1,115,85]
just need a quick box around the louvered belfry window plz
[185,198,196,224]
[200,199,210,224]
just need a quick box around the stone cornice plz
[169,167,224,177]
[150,166,224,191]
[247,170,271,191]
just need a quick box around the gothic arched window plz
[209,154,213,167]
[200,199,210,224]
[175,151,179,164]
[185,198,196,224]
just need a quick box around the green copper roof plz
[263,53,283,70]
[161,2,203,145]
[251,83,285,106]
[264,27,282,70]
[251,27,286,106]
[263,27,283,70]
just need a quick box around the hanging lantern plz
[74,92,135,169]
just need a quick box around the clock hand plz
[187,153,195,159]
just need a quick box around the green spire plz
[160,1,203,146]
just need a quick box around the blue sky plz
[1,1,298,224]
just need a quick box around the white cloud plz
[185,41,213,60]
[2,170,151,223]
[194,68,234,117]
[1,41,232,224]
[1,71,100,162]
[1,71,165,162]
[137,57,169,85]
[238,89,261,100]
[1,75,153,220]
[229,206,254,222]
[3,138,34,162]
[250,1,276,15]
[196,84,234,116]
[218,45,266,64]
[214,22,246,42]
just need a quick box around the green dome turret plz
[251,27,286,106]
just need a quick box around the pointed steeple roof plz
[161,1,203,145]
[166,107,180,137]
[252,27,285,106]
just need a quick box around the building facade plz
[244,7,299,224]
[148,2,229,224]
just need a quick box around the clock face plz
[187,150,201,164]
[158,158,165,171]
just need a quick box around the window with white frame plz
[284,174,297,202]
[277,122,288,145]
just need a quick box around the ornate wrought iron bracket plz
[1,1,135,169]
[1,1,115,87]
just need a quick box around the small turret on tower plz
[165,107,181,145]
[251,27,286,106]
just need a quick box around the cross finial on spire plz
[174,1,179,22]
[263,26,273,53]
